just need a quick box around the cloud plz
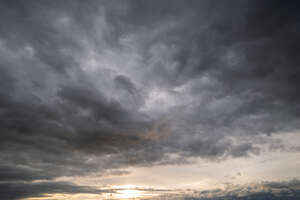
[163,179,300,200]
[0,0,300,198]
[0,181,106,200]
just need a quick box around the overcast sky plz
[1,0,300,199]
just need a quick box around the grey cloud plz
[114,75,137,95]
[0,0,300,198]
[0,181,105,200]
[0,165,51,181]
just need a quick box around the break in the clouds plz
[0,0,300,199]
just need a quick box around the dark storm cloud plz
[0,0,300,198]
[114,75,137,95]
[0,164,51,181]
[0,181,107,200]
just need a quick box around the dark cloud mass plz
[0,0,300,199]
[0,181,106,200]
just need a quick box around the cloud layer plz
[0,0,300,199]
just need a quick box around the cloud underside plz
[0,0,300,199]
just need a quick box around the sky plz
[0,0,300,199]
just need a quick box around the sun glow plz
[115,189,144,199]
[108,185,155,199]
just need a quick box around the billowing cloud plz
[0,0,300,199]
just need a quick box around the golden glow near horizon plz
[21,185,158,200]
[105,185,158,199]
[114,189,144,199]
